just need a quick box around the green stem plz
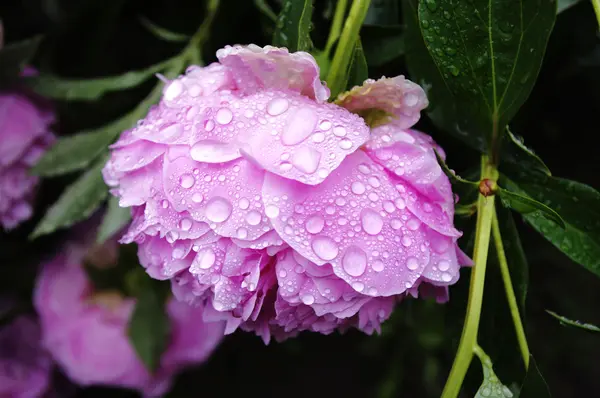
[324,0,349,58]
[326,0,371,98]
[592,0,600,28]
[441,156,498,398]
[186,0,220,63]
[491,208,530,369]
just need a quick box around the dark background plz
[1,0,599,397]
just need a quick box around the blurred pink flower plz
[0,77,55,229]
[33,243,225,396]
[103,44,470,343]
[0,314,52,398]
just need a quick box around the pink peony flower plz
[33,243,225,396]
[0,81,55,230]
[0,314,52,398]
[103,44,470,343]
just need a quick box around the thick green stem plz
[592,0,600,28]
[441,156,497,398]
[326,0,371,97]
[491,208,530,369]
[324,0,349,58]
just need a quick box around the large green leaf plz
[502,172,600,277]
[31,157,109,239]
[127,270,171,371]
[272,0,313,52]
[500,128,550,176]
[416,0,556,151]
[497,187,565,229]
[496,203,529,312]
[0,35,42,81]
[27,56,176,101]
[96,196,131,244]
[32,76,168,177]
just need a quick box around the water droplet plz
[236,227,248,239]
[204,119,215,131]
[339,139,353,150]
[172,244,187,259]
[267,98,289,116]
[441,272,452,282]
[312,132,325,143]
[292,146,321,174]
[306,215,325,234]
[352,281,365,292]
[361,209,384,235]
[358,164,370,174]
[216,108,233,125]
[265,204,280,218]
[282,108,318,145]
[351,181,366,195]
[190,140,241,163]
[246,210,262,226]
[191,193,203,204]
[372,260,385,272]
[301,294,315,305]
[179,218,193,231]
[319,120,332,130]
[333,126,346,137]
[395,197,406,210]
[449,65,460,77]
[342,246,368,277]
[179,174,195,189]
[197,249,216,269]
[238,197,250,210]
[407,257,419,270]
[425,0,438,12]
[368,176,381,188]
[205,197,232,223]
[160,124,183,140]
[407,218,421,231]
[390,219,402,230]
[311,236,339,260]
[438,260,450,271]
[383,201,396,213]
[401,236,412,247]
[278,269,287,278]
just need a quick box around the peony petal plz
[335,76,427,130]
[263,150,433,297]
[216,44,330,102]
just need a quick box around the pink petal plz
[263,150,434,297]
[216,44,330,102]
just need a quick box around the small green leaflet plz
[546,310,600,333]
[272,0,313,52]
[96,196,131,244]
[475,351,515,398]
[31,156,109,239]
[497,187,566,229]
[417,0,556,151]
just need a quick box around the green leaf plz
[362,25,405,67]
[416,0,556,151]
[0,35,42,81]
[127,271,171,371]
[497,187,566,229]
[96,196,131,244]
[272,0,313,52]
[139,17,190,42]
[500,128,550,176]
[345,39,368,90]
[546,310,600,333]
[27,56,176,101]
[502,172,600,277]
[32,74,170,177]
[517,355,551,397]
[496,203,528,312]
[31,157,109,239]
[475,351,515,398]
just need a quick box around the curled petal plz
[217,44,330,102]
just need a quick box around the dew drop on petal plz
[267,98,289,116]
[351,181,366,195]
[205,197,232,223]
[292,146,321,174]
[216,108,233,125]
[179,218,193,231]
[407,257,419,271]
[265,204,280,218]
[333,126,346,137]
[342,246,368,277]
[238,197,250,210]
[164,80,183,100]
[438,260,450,271]
[395,198,406,210]
[361,209,383,235]
[312,132,325,143]
[352,281,365,292]
[311,236,339,260]
[236,227,248,239]
[301,294,315,305]
[179,174,195,189]
[441,272,452,282]
[407,218,421,231]
[401,236,412,247]
[192,193,204,203]
[245,210,262,226]
[339,139,353,150]
[305,215,325,234]
[372,260,385,272]
[197,249,216,269]
[190,140,241,163]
